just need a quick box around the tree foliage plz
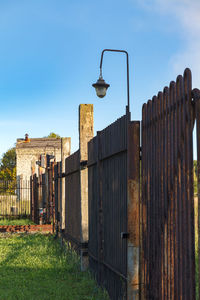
[46,132,61,138]
[0,147,16,181]
[194,160,197,195]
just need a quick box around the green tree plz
[45,132,61,138]
[0,147,16,181]
[194,160,197,195]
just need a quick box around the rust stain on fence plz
[127,179,139,246]
[127,121,140,300]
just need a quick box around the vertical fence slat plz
[184,69,196,300]
[169,81,175,300]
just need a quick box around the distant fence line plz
[30,69,199,300]
[0,179,31,218]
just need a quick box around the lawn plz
[0,218,35,225]
[0,234,109,300]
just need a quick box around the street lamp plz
[92,75,110,98]
[92,49,130,112]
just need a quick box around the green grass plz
[0,233,109,300]
[0,218,35,225]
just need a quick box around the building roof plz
[16,138,62,149]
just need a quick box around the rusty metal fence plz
[0,180,31,219]
[141,68,198,299]
[193,87,200,300]
[54,162,61,234]
[88,112,134,300]
[64,150,81,245]
[27,69,200,299]
[31,161,55,226]
[30,174,38,223]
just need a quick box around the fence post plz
[193,88,200,300]
[79,104,94,271]
[57,162,62,233]
[33,174,38,224]
[127,121,140,299]
[30,176,33,221]
[38,168,43,224]
[45,168,49,223]
[60,138,71,231]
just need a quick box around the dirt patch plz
[0,224,52,233]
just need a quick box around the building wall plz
[16,142,62,180]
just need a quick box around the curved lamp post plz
[92,49,130,112]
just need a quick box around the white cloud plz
[138,0,200,87]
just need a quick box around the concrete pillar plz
[60,138,71,230]
[127,121,140,300]
[79,104,93,270]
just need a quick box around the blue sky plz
[0,0,199,157]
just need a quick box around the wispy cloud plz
[138,0,200,87]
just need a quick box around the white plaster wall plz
[16,148,62,179]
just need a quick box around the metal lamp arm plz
[99,49,130,111]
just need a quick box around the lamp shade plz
[92,77,110,98]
